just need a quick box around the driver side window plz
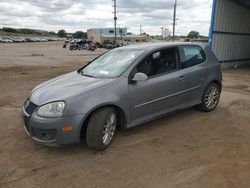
[136,48,178,78]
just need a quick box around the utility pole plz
[172,0,177,42]
[140,24,142,35]
[112,0,117,45]
[120,28,123,46]
[119,25,123,46]
[160,27,164,39]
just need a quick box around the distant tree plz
[57,29,67,38]
[49,31,57,36]
[3,27,17,33]
[72,31,87,39]
[187,30,200,39]
[20,28,39,35]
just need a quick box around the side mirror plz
[131,72,148,82]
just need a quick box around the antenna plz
[112,0,117,45]
[172,0,177,42]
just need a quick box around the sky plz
[0,0,213,36]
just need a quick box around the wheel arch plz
[209,80,222,90]
[198,79,222,104]
[80,104,127,142]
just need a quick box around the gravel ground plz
[0,42,250,188]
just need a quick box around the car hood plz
[30,71,114,105]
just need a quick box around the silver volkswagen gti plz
[21,43,222,150]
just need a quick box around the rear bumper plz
[21,107,85,146]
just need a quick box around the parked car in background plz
[8,37,23,43]
[0,37,59,43]
[0,37,5,43]
[69,39,96,51]
[103,40,115,49]
[21,43,222,151]
[1,37,13,43]
[24,38,33,42]
[40,38,48,42]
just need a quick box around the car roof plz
[119,42,207,51]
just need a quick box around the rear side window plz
[179,46,206,68]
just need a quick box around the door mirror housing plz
[131,72,148,82]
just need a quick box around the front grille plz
[24,99,38,115]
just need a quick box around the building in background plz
[87,28,152,45]
[209,0,250,68]
[88,28,128,36]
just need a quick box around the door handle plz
[179,76,185,81]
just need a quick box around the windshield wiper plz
[81,73,97,78]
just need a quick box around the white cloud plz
[0,0,212,36]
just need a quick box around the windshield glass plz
[81,48,145,78]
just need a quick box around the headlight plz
[37,101,65,118]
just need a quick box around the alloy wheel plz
[205,86,219,109]
[102,112,116,146]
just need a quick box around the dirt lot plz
[0,42,250,188]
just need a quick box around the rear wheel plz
[197,83,221,112]
[86,107,118,150]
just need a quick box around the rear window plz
[179,45,206,68]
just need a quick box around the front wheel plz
[197,83,221,112]
[86,107,118,150]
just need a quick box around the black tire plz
[197,83,221,112]
[86,107,118,150]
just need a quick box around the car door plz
[177,45,207,105]
[128,47,186,124]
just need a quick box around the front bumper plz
[21,106,85,146]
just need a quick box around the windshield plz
[81,48,145,78]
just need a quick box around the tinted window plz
[137,48,178,77]
[179,46,206,68]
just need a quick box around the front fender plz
[63,77,131,126]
